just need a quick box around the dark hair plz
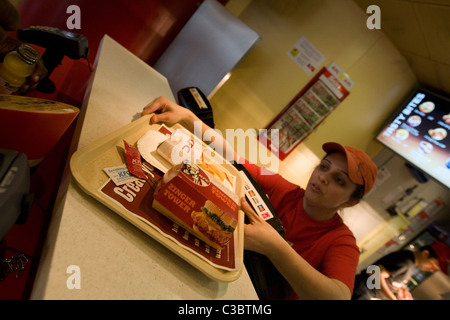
[351,184,365,201]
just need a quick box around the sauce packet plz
[124,140,147,180]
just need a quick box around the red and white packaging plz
[124,140,147,180]
[153,162,239,250]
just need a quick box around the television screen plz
[376,88,450,189]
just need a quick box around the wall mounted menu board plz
[376,88,450,189]
[259,62,354,160]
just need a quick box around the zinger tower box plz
[153,162,239,250]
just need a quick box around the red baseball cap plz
[322,142,378,195]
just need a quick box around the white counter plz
[30,35,258,300]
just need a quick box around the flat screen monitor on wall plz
[376,87,450,189]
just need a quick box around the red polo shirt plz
[243,162,360,299]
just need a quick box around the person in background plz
[352,246,441,300]
[142,96,379,300]
[0,0,47,93]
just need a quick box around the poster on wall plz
[259,62,354,160]
[287,36,325,75]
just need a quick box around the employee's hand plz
[142,96,192,123]
[241,196,284,255]
[19,58,48,94]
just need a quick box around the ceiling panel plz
[415,3,450,64]
[353,0,450,96]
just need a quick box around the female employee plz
[142,96,378,300]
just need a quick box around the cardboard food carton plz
[152,162,239,250]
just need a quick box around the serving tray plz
[70,114,244,282]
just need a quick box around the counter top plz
[30,35,258,300]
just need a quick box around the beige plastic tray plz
[70,114,244,282]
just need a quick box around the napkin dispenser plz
[177,87,215,129]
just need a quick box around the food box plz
[153,162,239,250]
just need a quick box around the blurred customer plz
[352,246,441,300]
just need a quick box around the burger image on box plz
[152,162,239,250]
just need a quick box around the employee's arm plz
[242,197,351,300]
[142,96,238,162]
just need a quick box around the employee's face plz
[305,152,358,210]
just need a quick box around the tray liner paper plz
[98,163,237,271]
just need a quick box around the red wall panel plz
[14,0,202,105]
